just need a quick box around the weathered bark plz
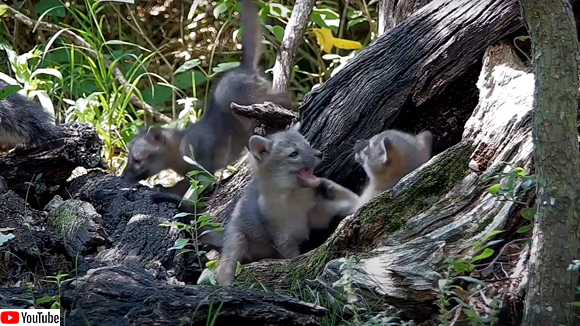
[207,0,522,225]
[300,0,523,192]
[234,41,537,320]
[231,101,298,134]
[518,0,580,325]
[59,266,326,326]
[0,122,106,208]
[377,0,432,35]
[1,166,328,323]
[271,0,315,94]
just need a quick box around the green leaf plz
[569,302,580,307]
[175,59,201,74]
[485,240,504,247]
[174,212,192,218]
[521,178,534,191]
[438,279,448,292]
[456,276,487,287]
[213,2,228,18]
[265,25,285,42]
[168,238,190,251]
[471,248,494,263]
[482,229,505,242]
[514,167,525,176]
[517,225,532,233]
[35,296,57,304]
[0,84,22,100]
[347,18,366,30]
[34,0,66,18]
[0,4,7,17]
[488,184,501,196]
[520,208,536,221]
[141,83,173,106]
[212,62,240,73]
[30,68,62,80]
[198,215,214,222]
[206,260,219,269]
[452,260,470,274]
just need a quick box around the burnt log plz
[0,122,106,208]
[61,265,326,326]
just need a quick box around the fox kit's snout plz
[354,129,433,207]
[122,127,184,184]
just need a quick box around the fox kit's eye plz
[289,151,298,158]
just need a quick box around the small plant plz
[34,273,75,310]
[484,163,537,234]
[434,229,504,326]
[160,153,224,277]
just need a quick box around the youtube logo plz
[0,311,19,324]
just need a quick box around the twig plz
[6,6,172,124]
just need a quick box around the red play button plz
[0,311,19,324]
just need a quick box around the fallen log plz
[61,265,326,326]
[0,122,107,209]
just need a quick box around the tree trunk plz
[518,0,580,325]
[377,0,432,35]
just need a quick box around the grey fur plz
[0,79,62,149]
[353,129,433,208]
[216,123,360,286]
[122,0,292,194]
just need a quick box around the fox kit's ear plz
[415,130,433,153]
[378,135,392,164]
[289,121,301,132]
[249,135,273,161]
[146,127,168,144]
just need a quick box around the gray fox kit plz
[216,122,360,286]
[121,0,293,194]
[0,79,62,149]
[354,129,433,208]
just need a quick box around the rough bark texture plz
[271,0,315,93]
[518,0,580,325]
[377,0,432,35]
[207,0,522,224]
[231,101,298,134]
[225,41,537,321]
[300,0,523,194]
[0,168,328,324]
[0,122,107,209]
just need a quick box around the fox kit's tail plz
[240,0,261,70]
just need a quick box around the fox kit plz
[216,123,360,286]
[0,79,61,149]
[121,0,293,193]
[354,129,433,207]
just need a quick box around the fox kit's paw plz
[316,178,337,200]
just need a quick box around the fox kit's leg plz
[273,235,301,259]
[217,226,247,286]
[309,178,360,230]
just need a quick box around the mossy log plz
[227,41,535,321]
